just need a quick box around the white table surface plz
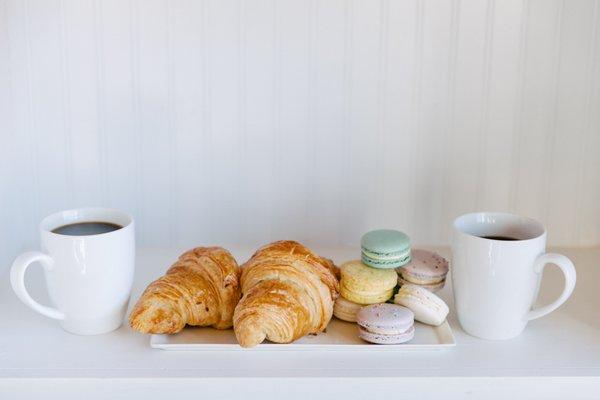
[1,246,599,399]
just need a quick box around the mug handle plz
[10,251,65,320]
[525,253,576,321]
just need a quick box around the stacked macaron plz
[333,229,411,324]
[332,228,451,345]
[340,260,398,304]
[396,249,449,292]
[333,260,397,322]
[356,303,415,344]
[361,229,411,269]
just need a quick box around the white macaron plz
[393,283,449,326]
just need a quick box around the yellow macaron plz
[339,260,397,305]
[340,260,398,292]
[340,285,394,305]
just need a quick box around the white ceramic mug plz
[452,212,576,340]
[10,207,135,335]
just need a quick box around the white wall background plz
[1,0,599,271]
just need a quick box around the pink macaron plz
[397,249,449,292]
[356,303,415,344]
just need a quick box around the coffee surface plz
[52,222,122,236]
[481,235,519,241]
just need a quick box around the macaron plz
[397,249,449,291]
[339,260,397,305]
[361,229,411,269]
[393,283,449,326]
[333,296,362,322]
[356,303,415,344]
[397,276,445,293]
[340,285,394,305]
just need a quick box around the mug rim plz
[40,207,134,238]
[453,211,546,243]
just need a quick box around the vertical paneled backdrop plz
[1,0,599,272]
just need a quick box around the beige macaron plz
[333,296,363,322]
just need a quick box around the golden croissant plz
[129,247,240,334]
[233,240,339,347]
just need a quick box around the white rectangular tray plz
[150,318,456,351]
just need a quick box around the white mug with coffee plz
[452,212,576,340]
[10,207,135,335]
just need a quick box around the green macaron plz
[361,229,411,269]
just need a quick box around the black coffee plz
[52,222,122,236]
[481,235,519,241]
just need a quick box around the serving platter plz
[150,318,455,351]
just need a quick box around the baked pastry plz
[339,260,397,304]
[233,240,339,347]
[129,247,240,334]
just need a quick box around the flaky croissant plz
[233,240,339,347]
[129,247,240,334]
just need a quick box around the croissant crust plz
[233,240,339,347]
[129,247,240,334]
